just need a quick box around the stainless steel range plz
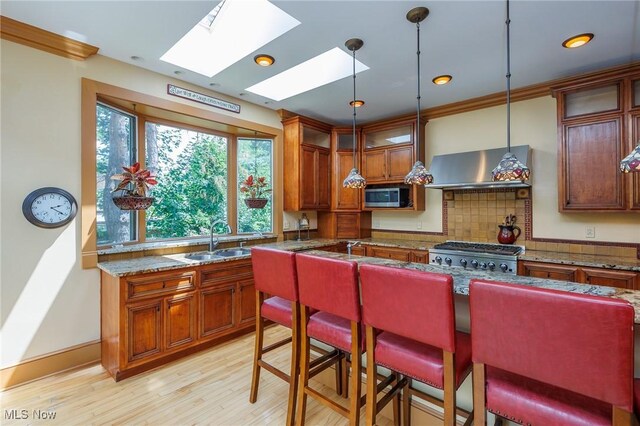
[428,241,525,275]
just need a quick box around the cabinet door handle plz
[157,306,160,312]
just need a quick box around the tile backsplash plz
[446,190,526,243]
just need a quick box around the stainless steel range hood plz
[426,145,531,189]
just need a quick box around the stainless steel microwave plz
[364,187,410,208]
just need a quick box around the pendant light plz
[491,0,530,182]
[404,7,434,186]
[620,143,640,173]
[343,38,367,189]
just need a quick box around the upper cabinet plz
[553,69,640,212]
[283,116,331,211]
[362,119,416,183]
[332,127,361,211]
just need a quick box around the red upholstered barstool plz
[359,264,473,426]
[249,247,302,426]
[294,253,365,426]
[470,279,636,426]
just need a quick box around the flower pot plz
[112,196,154,210]
[244,198,268,209]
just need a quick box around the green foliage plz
[145,124,229,239]
[237,139,272,233]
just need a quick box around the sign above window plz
[167,84,241,114]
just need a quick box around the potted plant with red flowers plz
[240,175,271,209]
[111,162,158,210]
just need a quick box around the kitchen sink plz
[214,248,251,257]
[185,252,223,261]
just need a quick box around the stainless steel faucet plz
[346,241,361,256]
[209,219,232,252]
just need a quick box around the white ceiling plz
[3,1,640,125]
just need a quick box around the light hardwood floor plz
[1,326,402,425]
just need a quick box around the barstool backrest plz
[251,247,299,302]
[360,264,456,353]
[470,279,635,412]
[295,253,360,322]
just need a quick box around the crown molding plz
[0,16,99,60]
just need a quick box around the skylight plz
[246,47,369,101]
[161,0,300,77]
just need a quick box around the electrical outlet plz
[416,221,422,230]
[585,226,595,238]
[283,220,290,230]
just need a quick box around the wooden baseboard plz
[1,340,101,390]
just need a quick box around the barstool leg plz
[286,303,301,426]
[365,325,377,426]
[249,291,265,403]
[295,306,311,426]
[473,363,487,426]
[348,321,362,426]
[402,377,412,426]
[443,351,456,426]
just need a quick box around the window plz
[145,122,229,239]
[96,103,137,245]
[237,138,273,234]
[94,100,273,247]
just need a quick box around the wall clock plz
[22,187,78,228]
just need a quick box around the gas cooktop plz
[429,240,525,274]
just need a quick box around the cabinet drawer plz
[201,260,253,287]
[126,271,196,300]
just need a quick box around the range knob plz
[444,257,452,265]
[488,262,496,271]
[435,256,443,265]
[480,262,488,269]
[471,260,479,268]
[500,263,509,272]
[459,259,468,267]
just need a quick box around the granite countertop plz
[353,238,639,272]
[302,250,640,324]
[97,239,340,277]
[520,250,640,272]
[98,234,276,255]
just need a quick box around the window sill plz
[97,234,276,256]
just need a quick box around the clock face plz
[22,187,78,228]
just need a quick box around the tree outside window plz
[237,138,273,234]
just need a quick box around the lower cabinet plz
[364,245,429,263]
[101,259,256,381]
[518,260,639,290]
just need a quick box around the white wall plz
[373,96,640,243]
[0,40,282,368]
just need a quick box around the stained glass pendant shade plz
[343,38,366,189]
[404,7,434,186]
[620,143,640,173]
[491,0,531,182]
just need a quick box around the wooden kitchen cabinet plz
[581,267,638,290]
[101,259,256,381]
[554,70,640,211]
[518,260,639,290]
[518,261,579,282]
[630,111,640,209]
[365,246,412,261]
[317,211,372,239]
[283,116,332,211]
[410,249,430,264]
[332,127,362,211]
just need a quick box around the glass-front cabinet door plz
[363,124,413,149]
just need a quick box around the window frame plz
[236,137,274,234]
[81,78,282,268]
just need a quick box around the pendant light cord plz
[416,21,422,159]
[352,48,357,168]
[506,0,511,153]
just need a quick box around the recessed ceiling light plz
[562,33,594,49]
[254,54,275,67]
[246,47,369,101]
[160,0,299,77]
[349,100,365,107]
[432,75,452,85]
